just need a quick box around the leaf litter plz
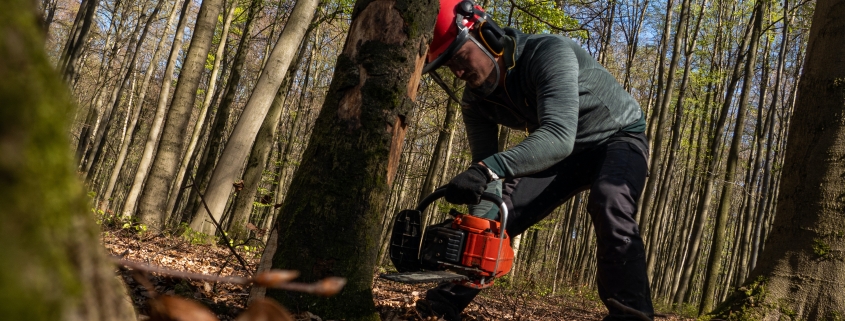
[102,227,691,320]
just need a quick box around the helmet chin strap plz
[468,36,500,97]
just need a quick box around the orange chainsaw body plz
[452,214,514,278]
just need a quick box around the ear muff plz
[477,19,505,56]
[456,0,505,56]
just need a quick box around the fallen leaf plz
[149,295,219,321]
[235,298,294,321]
[252,270,300,287]
[314,277,347,297]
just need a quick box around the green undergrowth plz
[94,208,263,255]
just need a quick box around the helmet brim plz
[422,27,470,74]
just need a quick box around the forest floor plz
[101,225,693,321]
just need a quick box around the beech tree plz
[190,0,320,235]
[137,0,224,228]
[710,0,845,318]
[266,0,438,318]
[0,2,135,319]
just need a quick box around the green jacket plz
[461,28,646,179]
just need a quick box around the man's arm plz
[461,103,500,163]
[482,36,580,178]
[459,102,504,219]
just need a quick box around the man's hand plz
[445,164,492,205]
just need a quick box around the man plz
[415,0,655,320]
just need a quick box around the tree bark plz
[699,0,764,312]
[137,0,224,228]
[0,3,136,318]
[267,0,437,317]
[710,0,845,317]
[185,0,261,224]
[642,0,690,274]
[191,0,319,235]
[122,0,193,218]
[227,22,317,240]
[60,0,101,83]
[100,0,183,212]
[166,1,239,217]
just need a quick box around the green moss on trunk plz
[267,0,437,319]
[0,2,135,320]
[707,277,769,321]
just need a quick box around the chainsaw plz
[379,187,514,289]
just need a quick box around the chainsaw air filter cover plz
[388,209,423,272]
[420,222,467,269]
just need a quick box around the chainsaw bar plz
[379,271,468,284]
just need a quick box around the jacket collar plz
[501,28,526,70]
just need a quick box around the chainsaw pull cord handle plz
[416,186,509,280]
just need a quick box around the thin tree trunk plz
[84,0,163,185]
[645,0,676,143]
[100,0,183,212]
[643,0,692,274]
[699,0,764,312]
[621,0,649,91]
[227,23,317,240]
[59,0,101,83]
[674,3,757,305]
[735,40,772,286]
[186,0,261,223]
[122,0,193,218]
[191,0,319,234]
[166,1,238,216]
[137,0,224,228]
[418,79,461,218]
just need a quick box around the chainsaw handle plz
[415,186,509,237]
[415,187,505,214]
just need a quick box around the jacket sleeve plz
[482,37,580,178]
[460,94,504,219]
[461,94,500,163]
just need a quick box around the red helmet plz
[423,0,484,74]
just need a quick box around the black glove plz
[445,164,491,205]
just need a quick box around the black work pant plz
[425,132,655,320]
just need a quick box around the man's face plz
[444,39,497,88]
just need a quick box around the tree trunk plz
[191,0,319,235]
[0,3,136,318]
[185,0,261,225]
[267,0,437,318]
[710,0,845,317]
[227,23,316,240]
[100,0,183,212]
[85,0,164,186]
[59,0,101,83]
[642,0,690,274]
[166,1,238,217]
[645,0,675,143]
[674,3,756,305]
[137,0,224,228]
[698,0,763,313]
[621,0,649,91]
[417,78,461,218]
[122,0,193,218]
